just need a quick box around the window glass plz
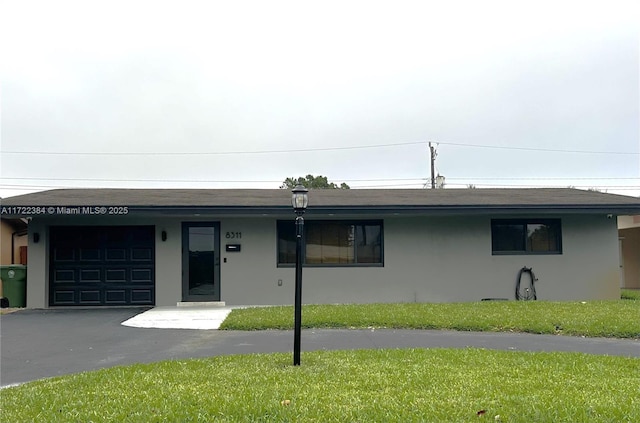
[356,224,382,263]
[527,223,559,252]
[277,221,296,264]
[492,224,525,252]
[306,223,354,264]
[492,219,561,255]
[278,220,383,266]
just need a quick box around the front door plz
[182,222,220,302]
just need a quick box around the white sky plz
[1,0,639,198]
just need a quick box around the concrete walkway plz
[2,308,639,387]
[121,306,234,329]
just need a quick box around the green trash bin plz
[0,265,27,308]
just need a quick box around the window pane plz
[492,224,525,252]
[277,220,384,266]
[527,223,559,252]
[356,224,382,263]
[277,221,296,264]
[492,219,562,255]
[306,223,354,264]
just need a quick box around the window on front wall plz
[491,219,562,255]
[277,220,383,266]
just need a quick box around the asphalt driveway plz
[1,308,639,387]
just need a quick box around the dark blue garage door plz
[49,226,155,306]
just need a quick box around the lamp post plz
[291,184,308,366]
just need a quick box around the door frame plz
[181,222,221,302]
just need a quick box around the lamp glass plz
[291,185,309,211]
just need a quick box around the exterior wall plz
[24,213,621,308]
[26,219,47,308]
[209,214,621,305]
[1,220,27,265]
[618,215,640,230]
[619,227,640,289]
[617,215,639,289]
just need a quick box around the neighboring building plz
[0,217,28,265]
[618,215,640,290]
[0,217,28,300]
[1,188,639,309]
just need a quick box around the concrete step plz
[176,301,226,307]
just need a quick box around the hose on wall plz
[516,267,537,301]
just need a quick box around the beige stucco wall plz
[25,213,621,308]
[619,227,640,289]
[1,220,28,265]
[618,215,640,230]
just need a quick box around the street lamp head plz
[291,184,309,215]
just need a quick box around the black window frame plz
[491,218,562,255]
[277,220,384,267]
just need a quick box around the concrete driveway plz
[2,308,639,387]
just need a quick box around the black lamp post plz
[291,184,308,366]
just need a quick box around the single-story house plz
[618,215,640,290]
[1,188,639,308]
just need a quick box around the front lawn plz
[622,289,640,300]
[220,300,640,338]
[2,349,638,422]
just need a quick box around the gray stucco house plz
[2,188,639,308]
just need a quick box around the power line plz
[1,140,637,156]
[1,176,286,183]
[2,176,637,184]
[0,141,425,156]
[2,181,637,190]
[435,141,638,155]
[444,177,640,181]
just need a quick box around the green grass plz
[622,289,640,301]
[2,349,638,422]
[220,301,640,338]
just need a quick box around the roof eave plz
[3,204,639,218]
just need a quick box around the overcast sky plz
[1,0,638,198]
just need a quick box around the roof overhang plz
[2,188,640,218]
[2,204,639,219]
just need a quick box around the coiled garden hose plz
[516,267,537,301]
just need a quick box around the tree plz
[280,175,350,189]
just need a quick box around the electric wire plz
[1,139,637,156]
[1,176,638,183]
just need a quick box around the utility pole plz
[429,142,436,189]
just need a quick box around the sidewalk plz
[121,306,235,329]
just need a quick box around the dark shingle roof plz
[2,188,639,216]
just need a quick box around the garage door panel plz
[50,226,155,306]
[53,269,76,283]
[105,268,127,282]
[131,268,153,282]
[105,290,126,304]
[80,249,101,261]
[79,269,102,283]
[79,290,101,304]
[131,289,153,303]
[53,291,74,304]
[106,249,126,261]
[132,248,153,261]
[54,248,75,261]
